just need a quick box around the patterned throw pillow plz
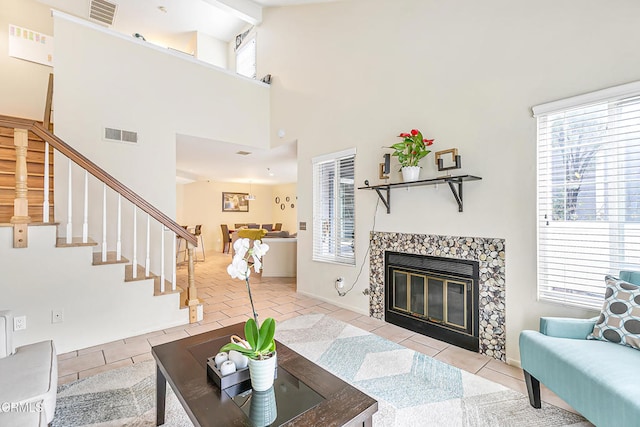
[588,275,640,350]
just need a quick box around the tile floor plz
[57,251,577,414]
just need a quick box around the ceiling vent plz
[89,0,118,26]
[104,127,138,144]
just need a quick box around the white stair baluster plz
[66,159,72,243]
[82,171,88,243]
[102,184,107,262]
[42,141,49,222]
[132,207,138,279]
[145,214,150,277]
[172,231,176,291]
[116,195,122,261]
[160,227,165,293]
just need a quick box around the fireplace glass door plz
[392,270,470,333]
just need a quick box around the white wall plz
[0,0,53,120]
[196,32,228,69]
[178,181,278,254]
[52,12,270,278]
[53,12,270,214]
[257,0,640,363]
[0,7,271,352]
[0,225,187,354]
[271,183,297,233]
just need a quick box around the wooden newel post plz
[11,128,31,248]
[185,242,203,323]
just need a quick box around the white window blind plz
[312,149,356,265]
[535,82,640,308]
[236,36,256,79]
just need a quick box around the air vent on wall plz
[89,0,118,26]
[104,127,138,144]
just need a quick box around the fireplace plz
[369,232,506,361]
[385,252,479,352]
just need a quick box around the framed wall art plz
[222,192,249,212]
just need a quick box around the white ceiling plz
[177,135,298,185]
[38,0,322,185]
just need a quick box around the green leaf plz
[244,318,259,349]
[219,342,253,357]
[257,318,276,353]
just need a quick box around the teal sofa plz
[519,271,640,427]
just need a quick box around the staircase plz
[0,114,203,353]
[0,125,53,223]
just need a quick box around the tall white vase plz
[401,166,421,182]
[248,353,277,391]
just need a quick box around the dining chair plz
[247,223,259,229]
[194,225,205,261]
[274,223,283,231]
[234,223,248,229]
[261,224,273,231]
[176,225,189,263]
[220,224,232,254]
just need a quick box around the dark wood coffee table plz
[152,322,378,426]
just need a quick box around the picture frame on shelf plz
[222,192,249,212]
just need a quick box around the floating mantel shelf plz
[357,174,482,214]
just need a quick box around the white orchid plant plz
[223,238,276,359]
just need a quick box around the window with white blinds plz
[236,36,256,79]
[312,148,356,265]
[534,81,640,308]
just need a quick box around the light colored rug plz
[53,360,191,427]
[53,314,591,426]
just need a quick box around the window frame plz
[312,148,356,266]
[534,81,640,309]
[235,34,256,79]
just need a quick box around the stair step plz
[0,160,49,175]
[0,151,54,165]
[0,185,50,192]
[0,170,50,178]
[154,277,184,297]
[124,264,157,282]
[0,205,55,223]
[0,191,50,204]
[56,237,97,247]
[92,251,129,265]
[0,127,46,143]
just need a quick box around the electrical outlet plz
[14,316,26,331]
[336,277,345,289]
[52,309,64,323]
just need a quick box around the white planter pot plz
[248,353,277,391]
[401,166,421,182]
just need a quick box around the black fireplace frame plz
[384,251,480,352]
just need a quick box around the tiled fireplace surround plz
[369,231,506,362]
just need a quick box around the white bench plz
[0,311,57,426]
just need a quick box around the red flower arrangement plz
[390,129,434,168]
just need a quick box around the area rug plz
[276,314,591,427]
[52,360,191,427]
[53,314,591,426]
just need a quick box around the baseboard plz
[296,290,368,316]
[506,356,522,368]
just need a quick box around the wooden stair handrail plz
[0,115,196,246]
[43,73,54,132]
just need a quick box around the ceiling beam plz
[202,0,263,25]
